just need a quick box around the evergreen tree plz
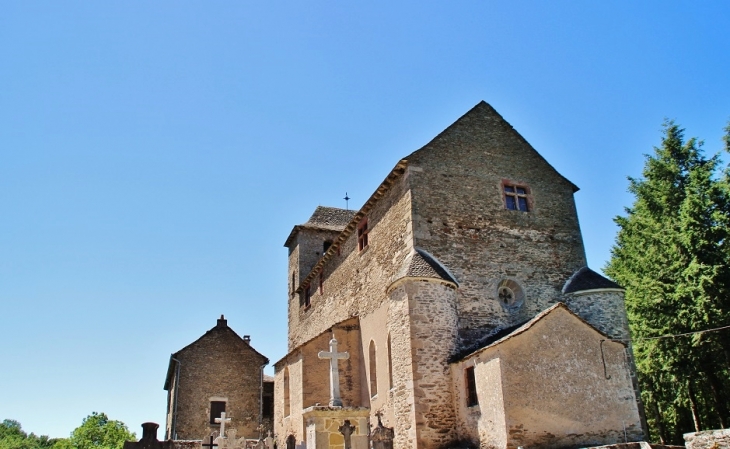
[606,121,730,444]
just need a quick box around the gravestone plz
[215,413,232,438]
[264,432,275,449]
[339,420,356,449]
[123,423,175,449]
[369,414,394,449]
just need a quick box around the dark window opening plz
[210,401,226,424]
[323,240,332,253]
[301,285,311,308]
[357,218,369,251]
[503,184,529,212]
[262,382,274,420]
[465,367,478,407]
[319,273,323,294]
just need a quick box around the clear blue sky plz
[1,1,728,440]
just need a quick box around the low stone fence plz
[684,429,730,449]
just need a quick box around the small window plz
[387,334,393,390]
[283,367,291,417]
[300,285,311,308]
[323,240,332,253]
[319,273,323,294]
[465,367,478,407]
[497,279,525,311]
[503,183,529,212]
[369,340,378,397]
[357,217,369,251]
[210,401,226,424]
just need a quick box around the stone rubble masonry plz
[275,319,364,448]
[405,102,587,348]
[685,429,730,449]
[165,318,269,440]
[277,101,644,449]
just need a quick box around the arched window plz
[283,367,290,417]
[369,340,378,397]
[387,334,393,390]
[286,435,296,449]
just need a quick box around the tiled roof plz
[562,266,622,294]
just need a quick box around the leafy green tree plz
[0,419,67,449]
[606,121,730,444]
[67,413,135,449]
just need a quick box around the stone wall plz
[452,305,643,449]
[405,281,459,449]
[564,290,630,341]
[406,102,587,348]
[685,429,730,449]
[275,319,364,449]
[285,172,413,350]
[166,321,268,440]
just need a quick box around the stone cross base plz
[302,407,370,449]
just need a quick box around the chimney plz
[217,315,227,328]
[141,422,159,441]
[243,335,251,344]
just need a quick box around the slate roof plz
[284,206,356,247]
[562,266,623,294]
[396,248,458,285]
[305,206,356,230]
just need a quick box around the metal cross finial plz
[215,412,231,438]
[344,192,350,210]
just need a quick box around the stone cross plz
[215,412,231,438]
[318,335,350,407]
[339,420,356,449]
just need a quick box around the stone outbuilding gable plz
[164,316,271,441]
[451,303,642,449]
[276,101,645,449]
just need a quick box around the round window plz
[497,279,525,311]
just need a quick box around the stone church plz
[273,101,646,449]
[164,315,274,440]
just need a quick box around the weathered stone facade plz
[275,102,645,449]
[164,316,271,440]
[452,304,642,449]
